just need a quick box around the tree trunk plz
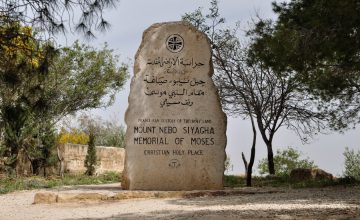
[266,142,275,175]
[9,145,20,171]
[246,114,257,187]
[241,152,248,177]
[59,160,64,178]
[246,141,256,186]
[57,145,65,178]
[256,117,275,175]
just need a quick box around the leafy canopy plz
[0,19,57,166]
[47,40,128,121]
[1,0,120,38]
[249,0,360,89]
[248,0,360,130]
[183,0,326,176]
[60,114,126,148]
[0,20,127,173]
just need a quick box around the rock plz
[123,21,227,191]
[56,193,108,203]
[290,168,333,182]
[113,191,156,200]
[33,192,57,204]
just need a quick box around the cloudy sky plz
[58,0,359,176]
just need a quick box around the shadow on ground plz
[49,183,122,193]
[66,208,359,220]
[65,186,360,220]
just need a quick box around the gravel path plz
[0,184,359,220]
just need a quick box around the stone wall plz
[60,144,125,174]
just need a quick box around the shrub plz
[258,147,317,176]
[96,122,125,148]
[343,147,360,180]
[224,156,231,173]
[57,128,89,145]
[58,115,126,148]
[78,114,126,148]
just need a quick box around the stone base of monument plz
[33,188,283,204]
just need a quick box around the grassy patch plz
[1,173,358,194]
[224,175,290,188]
[224,175,360,188]
[0,172,120,194]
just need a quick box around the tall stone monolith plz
[123,22,227,190]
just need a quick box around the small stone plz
[33,192,57,204]
[290,168,333,182]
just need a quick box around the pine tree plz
[84,131,97,176]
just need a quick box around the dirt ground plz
[0,184,359,220]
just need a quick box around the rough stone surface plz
[59,144,125,174]
[33,192,57,204]
[123,22,227,190]
[290,168,333,182]
[56,193,108,203]
[33,188,283,204]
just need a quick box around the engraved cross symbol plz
[168,159,181,168]
[166,34,184,53]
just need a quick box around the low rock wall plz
[60,144,125,174]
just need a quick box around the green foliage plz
[0,20,127,175]
[99,171,121,182]
[0,173,357,194]
[248,0,360,130]
[26,123,58,175]
[224,175,357,188]
[57,128,89,145]
[84,132,97,176]
[343,147,360,180]
[224,156,231,173]
[0,18,57,171]
[0,172,120,194]
[224,175,244,188]
[0,0,119,38]
[46,41,128,121]
[258,147,317,176]
[59,114,126,148]
[249,0,360,90]
[183,0,325,176]
[97,123,125,148]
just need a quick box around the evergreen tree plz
[248,0,360,130]
[1,0,120,38]
[84,131,97,176]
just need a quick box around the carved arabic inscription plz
[145,56,205,107]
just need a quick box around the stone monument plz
[123,21,227,190]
